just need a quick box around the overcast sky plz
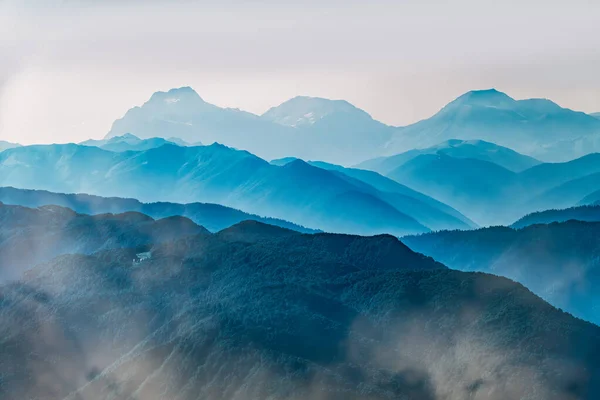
[1,0,599,144]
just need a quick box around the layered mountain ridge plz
[0,186,317,233]
[356,146,600,226]
[404,220,600,325]
[0,143,473,236]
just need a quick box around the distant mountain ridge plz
[366,148,600,226]
[512,205,600,229]
[7,139,600,229]
[385,89,600,161]
[0,143,473,236]
[0,140,21,152]
[385,153,520,225]
[105,87,600,164]
[262,95,371,127]
[356,139,541,174]
[271,157,476,231]
[107,88,395,164]
[0,186,317,233]
[81,133,194,152]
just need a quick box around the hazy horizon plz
[1,0,599,145]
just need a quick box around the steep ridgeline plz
[356,139,541,174]
[1,218,600,399]
[359,149,600,226]
[106,88,394,164]
[81,133,195,152]
[403,220,600,325]
[0,140,21,152]
[512,205,600,229]
[385,89,600,161]
[519,154,600,213]
[261,96,395,165]
[271,158,475,231]
[0,187,316,233]
[384,153,520,226]
[0,202,206,281]
[580,189,600,205]
[0,143,473,236]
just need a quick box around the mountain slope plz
[0,143,442,236]
[512,205,600,228]
[580,189,600,205]
[306,160,475,231]
[107,87,291,159]
[527,172,600,211]
[2,219,599,399]
[515,154,600,213]
[404,220,600,325]
[262,95,372,128]
[379,150,600,226]
[261,96,395,164]
[357,139,541,174]
[0,143,125,194]
[0,186,317,233]
[519,153,600,191]
[386,89,600,161]
[82,133,189,152]
[386,153,519,225]
[271,158,475,231]
[0,202,206,281]
[0,140,21,152]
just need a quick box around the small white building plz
[133,251,152,265]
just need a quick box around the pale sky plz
[1,0,599,145]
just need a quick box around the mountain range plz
[385,89,600,161]
[0,186,316,233]
[1,203,599,399]
[9,136,600,229]
[356,139,541,174]
[404,220,600,325]
[271,157,475,231]
[512,205,600,229]
[106,88,394,165]
[105,87,600,165]
[354,146,600,226]
[378,152,521,225]
[0,143,473,235]
[80,133,197,152]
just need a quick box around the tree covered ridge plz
[1,216,599,399]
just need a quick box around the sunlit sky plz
[1,0,599,144]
